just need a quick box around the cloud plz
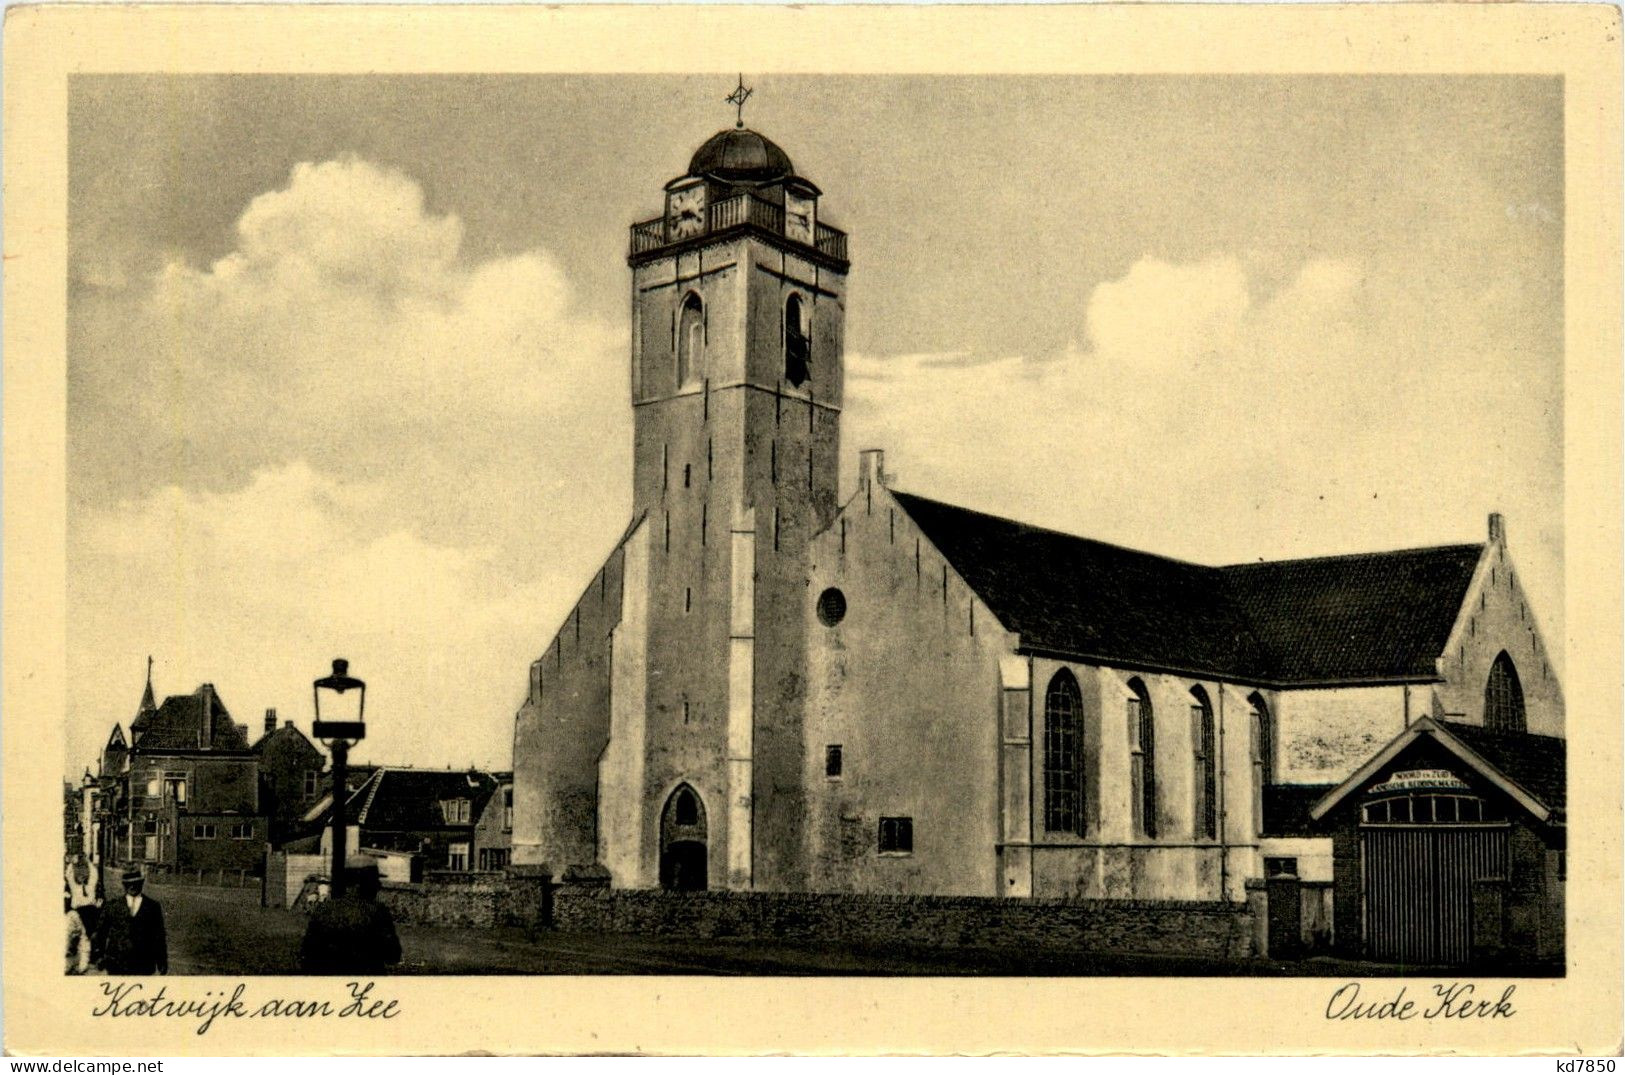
[70,462,560,771]
[73,157,629,527]
[69,158,633,773]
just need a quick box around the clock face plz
[785,192,815,245]
[668,185,706,239]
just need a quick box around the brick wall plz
[549,887,1254,958]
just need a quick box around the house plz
[251,708,327,847]
[101,669,266,875]
[509,121,1565,965]
[310,766,505,874]
[472,773,513,872]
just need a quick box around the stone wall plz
[378,878,507,929]
[550,887,1254,958]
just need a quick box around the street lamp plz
[313,658,366,899]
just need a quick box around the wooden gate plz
[1362,823,1508,965]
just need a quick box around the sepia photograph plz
[61,69,1568,978]
[7,3,1620,1057]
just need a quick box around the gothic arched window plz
[1043,669,1084,836]
[1128,678,1157,838]
[1190,686,1216,839]
[673,786,700,827]
[677,292,704,386]
[1484,651,1527,732]
[784,292,810,387]
[1248,692,1273,836]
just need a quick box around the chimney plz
[264,708,277,735]
[1488,512,1506,546]
[199,684,214,748]
[236,724,249,741]
[858,448,888,492]
[284,720,294,730]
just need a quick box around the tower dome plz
[687,127,794,182]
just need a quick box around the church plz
[511,120,1565,965]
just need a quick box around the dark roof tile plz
[351,768,500,831]
[130,686,252,753]
[890,490,1483,686]
[1441,720,1565,813]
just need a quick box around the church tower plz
[512,113,849,891]
[624,122,849,890]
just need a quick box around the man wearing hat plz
[95,866,168,975]
[299,860,401,975]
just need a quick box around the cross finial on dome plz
[725,74,753,130]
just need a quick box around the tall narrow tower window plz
[677,292,704,386]
[784,293,810,387]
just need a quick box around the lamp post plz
[313,658,366,900]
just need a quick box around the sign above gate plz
[1369,768,1470,794]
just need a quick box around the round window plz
[816,587,847,627]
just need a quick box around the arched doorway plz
[659,784,708,891]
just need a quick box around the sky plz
[66,74,1564,777]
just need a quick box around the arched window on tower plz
[1484,651,1527,732]
[1190,686,1216,839]
[676,292,704,387]
[1043,669,1084,836]
[673,786,700,826]
[1128,678,1157,838]
[1248,692,1273,837]
[784,293,810,387]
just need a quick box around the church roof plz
[129,684,253,753]
[688,127,794,183]
[1224,545,1485,682]
[890,490,1484,686]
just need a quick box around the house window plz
[825,744,843,778]
[303,770,319,797]
[480,848,510,871]
[145,775,160,799]
[1249,693,1273,836]
[448,843,469,871]
[1043,669,1084,836]
[1484,651,1527,732]
[878,816,913,855]
[229,822,253,840]
[193,823,216,839]
[163,774,187,807]
[1264,856,1298,878]
[442,799,470,824]
[676,292,704,386]
[1191,686,1216,839]
[503,787,513,833]
[1128,679,1157,838]
[142,817,159,835]
[784,293,810,387]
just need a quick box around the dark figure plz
[299,865,401,975]
[95,866,168,975]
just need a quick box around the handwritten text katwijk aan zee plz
[92,980,399,1036]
